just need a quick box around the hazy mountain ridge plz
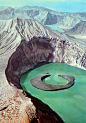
[0,6,86,29]
[65,21,86,35]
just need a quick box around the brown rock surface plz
[0,50,36,123]
[5,37,54,89]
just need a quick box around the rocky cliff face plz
[44,12,57,25]
[53,39,86,69]
[5,37,54,89]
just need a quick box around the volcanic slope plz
[0,18,86,56]
[0,18,86,122]
[0,18,65,55]
[0,6,86,29]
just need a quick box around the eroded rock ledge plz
[5,36,86,122]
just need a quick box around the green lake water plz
[46,25,65,33]
[20,63,86,123]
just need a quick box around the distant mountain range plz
[0,6,86,29]
[0,6,86,55]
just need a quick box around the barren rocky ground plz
[0,17,86,123]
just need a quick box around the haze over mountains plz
[0,6,86,29]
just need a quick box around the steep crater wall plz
[5,37,55,89]
[5,36,86,89]
[5,36,86,122]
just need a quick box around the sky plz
[0,0,86,12]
